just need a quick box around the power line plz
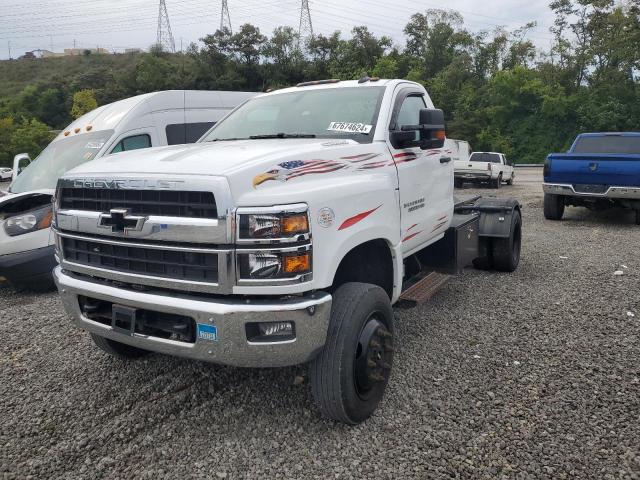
[157,0,176,52]
[220,0,232,33]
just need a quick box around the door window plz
[396,95,426,142]
[111,134,152,154]
[166,122,216,145]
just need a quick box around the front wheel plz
[543,193,565,220]
[506,172,514,185]
[310,283,394,425]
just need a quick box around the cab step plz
[398,271,450,308]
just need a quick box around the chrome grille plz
[62,236,218,283]
[59,188,217,219]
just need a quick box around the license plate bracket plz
[112,304,137,335]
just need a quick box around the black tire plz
[543,193,565,220]
[492,210,522,272]
[90,333,149,359]
[635,210,640,226]
[472,255,493,270]
[310,283,394,425]
[506,173,514,185]
[493,175,502,189]
[454,178,463,188]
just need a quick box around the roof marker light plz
[74,128,80,134]
[64,131,70,136]
[86,125,93,131]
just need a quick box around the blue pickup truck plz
[543,132,640,224]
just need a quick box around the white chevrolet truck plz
[52,79,522,424]
[454,151,515,188]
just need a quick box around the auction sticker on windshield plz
[327,122,372,134]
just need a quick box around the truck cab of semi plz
[0,90,255,289]
[51,79,522,424]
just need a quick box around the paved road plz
[1,169,639,479]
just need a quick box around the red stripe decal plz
[338,205,382,231]
[403,231,423,242]
[407,223,418,231]
[393,151,417,159]
[431,221,448,232]
[437,215,448,221]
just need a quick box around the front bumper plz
[543,183,640,200]
[53,266,332,368]
[0,245,57,284]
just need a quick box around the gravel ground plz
[1,168,639,479]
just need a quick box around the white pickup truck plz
[454,151,515,188]
[52,78,522,424]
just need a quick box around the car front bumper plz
[53,266,332,368]
[0,245,57,285]
[543,183,640,200]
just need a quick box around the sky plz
[0,0,557,60]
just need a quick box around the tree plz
[10,119,53,160]
[71,89,98,119]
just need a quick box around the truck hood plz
[63,139,361,177]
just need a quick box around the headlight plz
[4,205,52,237]
[237,204,310,243]
[238,249,312,281]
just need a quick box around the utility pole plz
[220,0,232,33]
[156,0,176,53]
[298,0,313,50]
[7,40,11,60]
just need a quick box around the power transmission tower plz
[157,0,176,53]
[298,0,313,50]
[220,0,232,33]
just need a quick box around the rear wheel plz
[492,210,522,272]
[635,210,640,226]
[310,283,394,425]
[454,178,463,188]
[543,194,565,220]
[90,333,149,359]
[493,175,502,189]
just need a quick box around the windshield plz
[573,136,640,155]
[9,130,114,193]
[200,87,385,144]
[470,152,501,163]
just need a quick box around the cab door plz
[387,87,453,255]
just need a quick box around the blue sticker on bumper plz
[197,324,218,342]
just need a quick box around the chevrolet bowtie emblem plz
[98,209,146,234]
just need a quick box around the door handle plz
[440,156,452,164]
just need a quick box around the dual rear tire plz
[472,210,522,272]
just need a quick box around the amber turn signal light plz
[283,253,311,274]
[436,130,446,141]
[281,214,309,235]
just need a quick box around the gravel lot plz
[1,168,639,479]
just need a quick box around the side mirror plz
[418,108,446,150]
[389,130,418,149]
[13,153,31,180]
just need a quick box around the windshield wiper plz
[208,137,250,142]
[249,133,316,139]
